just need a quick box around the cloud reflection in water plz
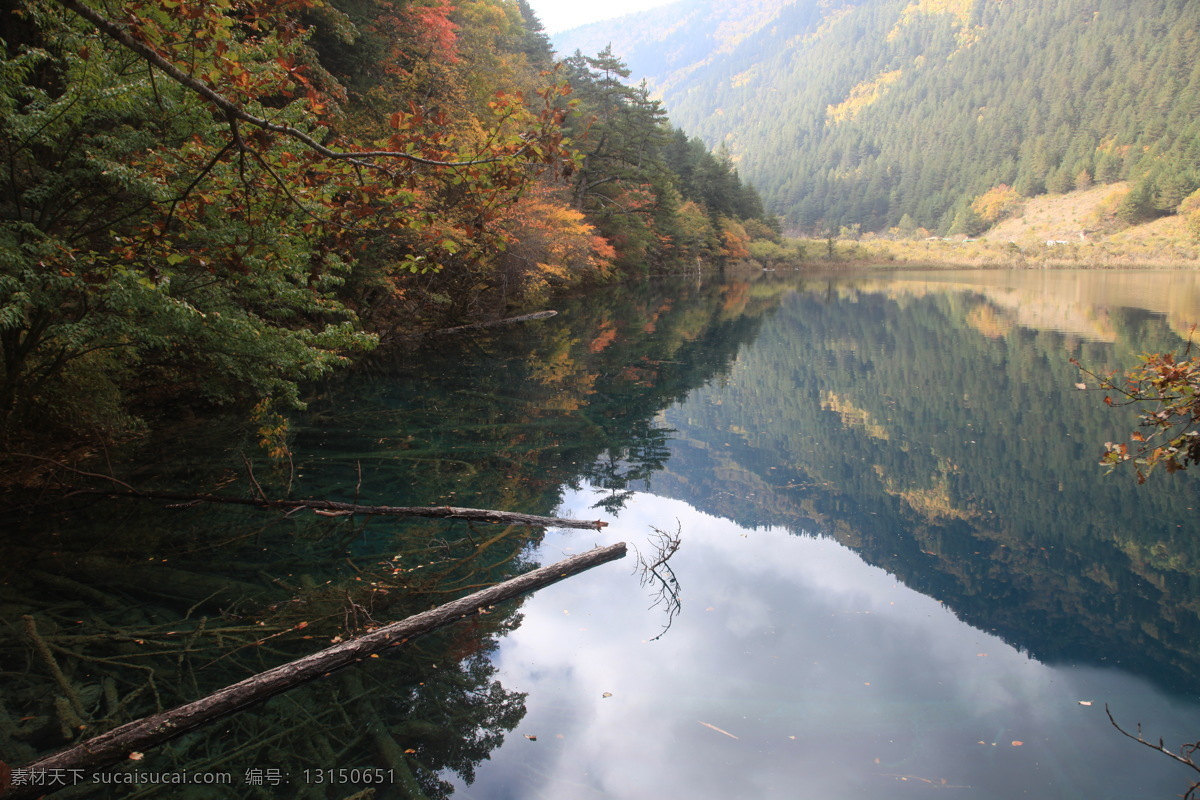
[454,489,1199,800]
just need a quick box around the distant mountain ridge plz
[554,0,800,92]
[554,0,1200,235]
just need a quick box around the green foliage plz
[0,0,585,445]
[579,0,1200,234]
[0,0,778,450]
[1116,181,1160,225]
[893,213,919,238]
[559,46,674,272]
[560,47,775,272]
[0,2,380,441]
[948,204,986,237]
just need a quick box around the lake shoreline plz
[774,231,1200,270]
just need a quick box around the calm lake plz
[3,268,1200,799]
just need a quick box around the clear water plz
[3,269,1199,799]
[453,269,1200,800]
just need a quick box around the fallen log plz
[2,542,626,798]
[399,310,558,340]
[83,492,608,530]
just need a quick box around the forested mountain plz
[0,0,773,449]
[555,0,1200,234]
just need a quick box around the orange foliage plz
[494,182,615,301]
[370,0,460,82]
[721,282,750,315]
[970,184,1024,224]
[719,217,751,259]
[588,323,619,353]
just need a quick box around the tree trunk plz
[1,542,626,798]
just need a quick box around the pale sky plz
[526,0,675,34]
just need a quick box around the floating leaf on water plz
[1078,700,1093,706]
[1075,382,1087,390]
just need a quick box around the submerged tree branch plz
[1106,704,1200,799]
[635,522,683,641]
[82,490,610,530]
[3,453,136,492]
[2,543,626,796]
[393,310,558,342]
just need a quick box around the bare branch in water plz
[1106,704,1200,800]
[635,522,683,641]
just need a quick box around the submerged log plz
[88,492,609,530]
[398,310,558,340]
[2,542,626,797]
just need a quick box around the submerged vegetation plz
[0,276,782,796]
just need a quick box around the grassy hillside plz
[802,184,1200,267]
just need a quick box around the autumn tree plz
[1180,188,1200,241]
[0,0,574,442]
[970,184,1024,226]
[1074,344,1200,483]
[718,217,751,259]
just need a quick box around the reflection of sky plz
[453,489,1200,800]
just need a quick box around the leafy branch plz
[52,0,536,171]
[1071,329,1200,482]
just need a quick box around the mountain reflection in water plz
[459,269,1200,800]
[3,269,1199,800]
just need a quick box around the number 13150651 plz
[303,769,395,785]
